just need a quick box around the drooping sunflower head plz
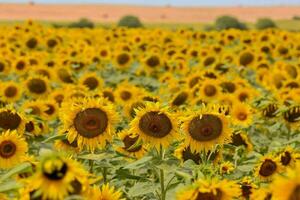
[124,100,146,119]
[60,97,118,152]
[230,131,253,152]
[278,146,300,167]
[181,104,232,152]
[283,105,300,128]
[129,102,178,149]
[0,130,28,169]
[174,144,201,164]
[171,90,189,107]
[115,130,146,159]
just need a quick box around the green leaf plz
[124,156,153,169]
[0,180,22,193]
[0,162,32,183]
[42,134,66,143]
[77,153,108,161]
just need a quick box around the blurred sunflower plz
[24,75,50,98]
[255,154,283,181]
[1,81,22,103]
[0,107,26,134]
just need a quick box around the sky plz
[1,0,300,6]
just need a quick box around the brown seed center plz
[138,111,172,138]
[188,114,223,141]
[27,78,47,94]
[74,108,108,138]
[259,159,277,177]
[0,111,21,130]
[204,85,217,97]
[0,140,17,158]
[4,86,17,98]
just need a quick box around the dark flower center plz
[74,108,108,138]
[284,106,300,123]
[188,114,223,141]
[123,135,141,152]
[181,146,201,164]
[117,53,130,65]
[204,85,217,97]
[196,189,222,200]
[45,104,55,115]
[237,112,247,121]
[289,185,300,200]
[0,110,21,130]
[262,104,278,118]
[25,121,35,132]
[4,86,17,98]
[43,162,68,180]
[27,78,47,94]
[220,82,236,93]
[172,92,188,106]
[120,91,132,101]
[281,151,292,166]
[239,52,254,66]
[0,140,16,158]
[26,38,38,49]
[259,159,277,177]
[241,184,252,198]
[146,56,160,68]
[230,133,248,148]
[83,77,99,90]
[16,61,26,70]
[139,111,172,138]
[69,179,82,195]
[103,91,115,102]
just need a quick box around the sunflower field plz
[0,20,300,200]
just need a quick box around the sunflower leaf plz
[42,134,66,143]
[0,162,32,183]
[0,180,22,193]
[124,156,153,169]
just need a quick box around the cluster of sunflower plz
[0,20,300,200]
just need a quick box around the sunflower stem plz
[159,145,166,200]
[89,160,94,173]
[103,167,107,183]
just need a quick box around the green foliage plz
[255,18,277,30]
[118,15,143,28]
[215,15,247,30]
[68,18,95,29]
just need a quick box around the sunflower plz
[79,72,103,91]
[230,131,253,152]
[115,130,147,159]
[0,107,26,134]
[170,90,189,107]
[250,187,272,200]
[238,51,255,67]
[89,184,123,200]
[28,154,89,200]
[114,51,132,70]
[283,105,300,128]
[261,103,279,118]
[13,58,29,75]
[115,81,141,105]
[60,97,118,152]
[198,79,221,103]
[219,161,235,175]
[124,100,146,119]
[40,99,59,120]
[231,102,253,127]
[255,154,283,181]
[24,117,44,136]
[270,162,300,200]
[0,130,28,169]
[142,53,161,73]
[129,102,178,149]
[101,87,115,103]
[278,146,300,167]
[174,144,201,164]
[239,177,257,199]
[1,81,22,103]
[181,104,231,152]
[24,75,50,98]
[176,178,240,200]
[21,100,47,116]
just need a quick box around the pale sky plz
[1,0,300,6]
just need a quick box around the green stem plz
[89,160,94,173]
[103,167,107,183]
[160,169,165,200]
[159,145,166,200]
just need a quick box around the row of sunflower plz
[0,20,299,199]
